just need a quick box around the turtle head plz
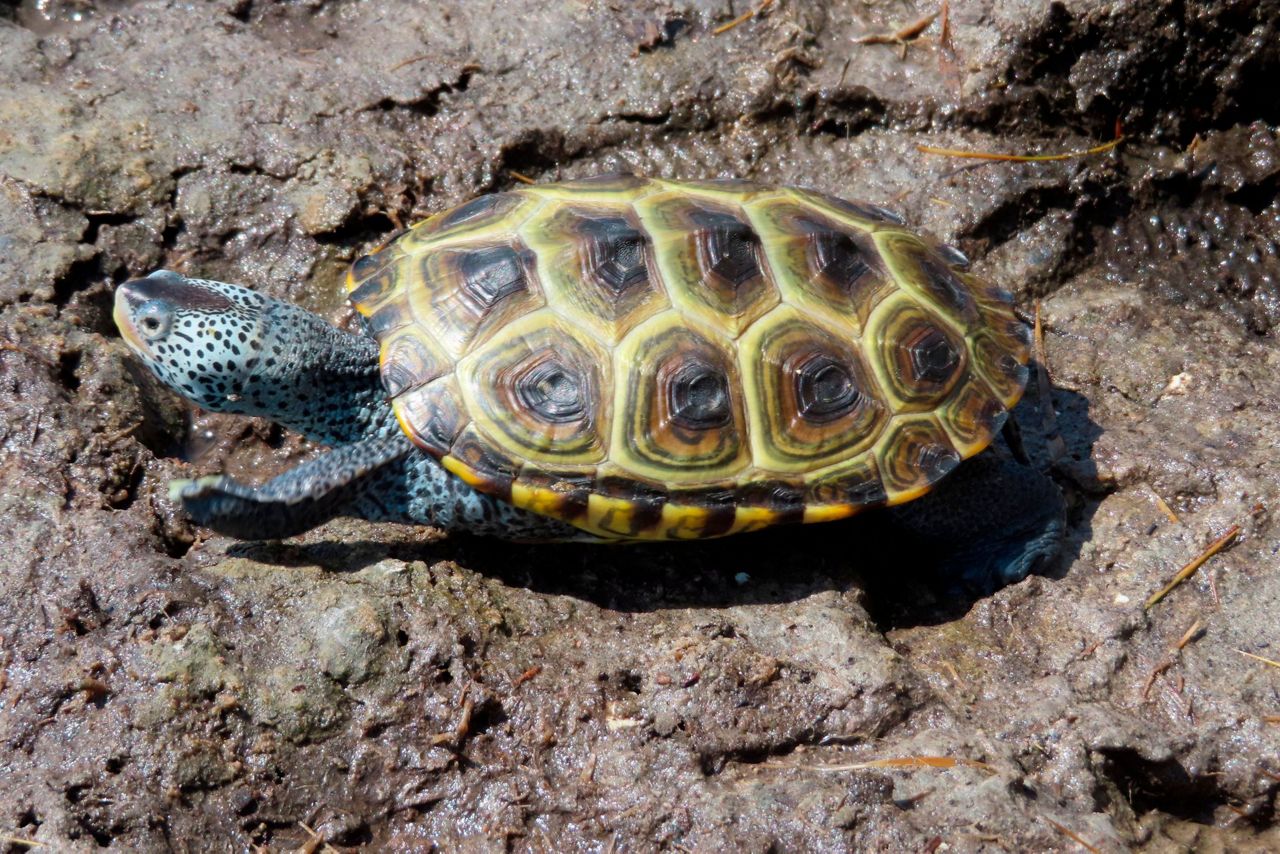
[114,270,282,414]
[115,270,383,444]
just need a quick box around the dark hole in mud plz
[1096,748,1228,826]
[57,349,82,392]
[467,697,507,736]
[313,210,400,255]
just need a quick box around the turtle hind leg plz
[886,450,1066,593]
[171,433,414,540]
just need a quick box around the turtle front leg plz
[172,431,583,542]
[171,433,415,540]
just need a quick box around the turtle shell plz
[346,176,1031,540]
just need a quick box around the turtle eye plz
[136,299,172,341]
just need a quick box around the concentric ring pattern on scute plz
[347,177,1031,540]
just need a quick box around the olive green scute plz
[346,177,1030,538]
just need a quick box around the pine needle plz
[1237,649,1280,669]
[1144,525,1240,610]
[1041,816,1101,854]
[917,136,1125,163]
[764,755,996,773]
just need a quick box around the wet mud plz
[1,0,1278,850]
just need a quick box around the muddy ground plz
[1,0,1278,850]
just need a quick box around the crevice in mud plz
[83,211,138,244]
[965,187,1078,257]
[312,210,400,256]
[57,348,82,392]
[357,67,475,118]
[494,130,567,186]
[1094,748,1239,827]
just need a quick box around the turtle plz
[114,175,1064,589]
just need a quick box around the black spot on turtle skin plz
[458,245,530,310]
[691,209,762,287]
[516,360,587,424]
[906,327,961,386]
[794,354,861,422]
[667,361,732,431]
[809,230,873,293]
[579,217,649,294]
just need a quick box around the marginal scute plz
[347,177,1032,540]
[380,328,450,398]
[791,187,906,226]
[874,230,981,326]
[876,416,962,502]
[414,192,525,240]
[392,376,468,458]
[937,377,1007,455]
[804,455,887,509]
[348,265,401,315]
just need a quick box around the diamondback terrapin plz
[115,175,1064,588]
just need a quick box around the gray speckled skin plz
[114,270,579,541]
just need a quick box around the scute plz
[346,177,1032,540]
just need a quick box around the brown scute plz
[666,360,733,430]
[807,229,875,296]
[793,353,862,423]
[578,215,651,294]
[458,244,532,309]
[690,208,762,288]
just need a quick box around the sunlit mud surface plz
[1,0,1277,849]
